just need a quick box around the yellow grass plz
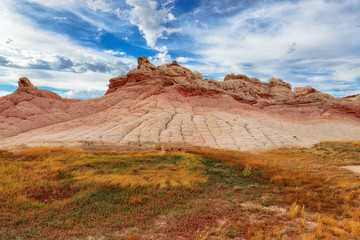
[287,202,305,219]
[0,147,206,210]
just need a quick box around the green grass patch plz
[201,156,265,189]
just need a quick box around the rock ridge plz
[0,56,359,152]
[105,57,359,117]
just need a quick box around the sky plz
[0,0,359,99]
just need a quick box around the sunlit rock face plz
[0,57,359,152]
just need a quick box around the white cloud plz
[104,50,126,56]
[53,17,67,20]
[0,91,12,97]
[86,0,111,13]
[167,13,176,21]
[164,28,182,35]
[126,0,180,48]
[114,7,128,20]
[60,89,106,99]
[176,57,194,63]
[0,65,110,91]
[150,46,172,65]
[326,90,360,98]
[193,0,360,63]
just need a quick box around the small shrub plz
[287,203,304,219]
[242,165,252,177]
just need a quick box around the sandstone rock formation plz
[0,57,359,152]
[345,94,360,102]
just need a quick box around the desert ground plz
[1,141,360,239]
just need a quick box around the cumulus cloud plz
[167,13,176,21]
[126,0,181,48]
[60,89,106,99]
[149,46,172,65]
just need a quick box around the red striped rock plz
[0,57,359,151]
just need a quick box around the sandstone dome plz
[0,57,359,151]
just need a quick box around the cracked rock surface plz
[0,57,359,151]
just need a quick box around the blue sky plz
[0,0,359,99]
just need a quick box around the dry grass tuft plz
[287,202,304,219]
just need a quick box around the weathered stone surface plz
[0,57,359,152]
[269,86,294,99]
[137,56,156,70]
[193,71,203,80]
[353,95,360,101]
[344,94,360,102]
[294,86,315,95]
[18,77,35,88]
[269,78,292,89]
[105,75,127,95]
[224,73,250,81]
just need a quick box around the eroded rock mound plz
[105,57,359,119]
[224,73,250,81]
[0,57,359,152]
[353,95,360,101]
[344,94,360,102]
[0,77,125,138]
[269,78,291,89]
[18,77,34,88]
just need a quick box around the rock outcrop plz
[105,57,359,118]
[353,95,360,101]
[269,78,292,89]
[0,57,359,151]
[18,77,35,88]
[344,94,360,102]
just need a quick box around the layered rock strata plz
[0,57,359,151]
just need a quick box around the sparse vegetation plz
[190,140,360,239]
[1,141,360,239]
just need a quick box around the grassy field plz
[1,141,360,239]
